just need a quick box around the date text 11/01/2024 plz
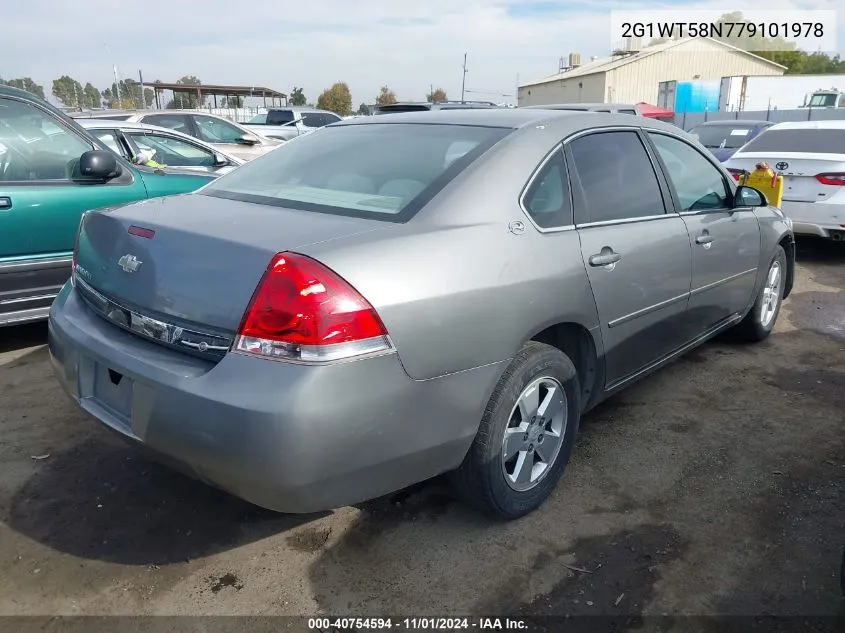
[307,618,528,630]
[621,21,824,39]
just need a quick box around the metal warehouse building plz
[518,37,786,107]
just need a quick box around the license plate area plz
[91,362,134,424]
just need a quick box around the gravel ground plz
[0,238,843,627]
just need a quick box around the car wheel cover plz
[760,260,782,328]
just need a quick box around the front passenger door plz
[647,132,761,331]
[567,130,693,387]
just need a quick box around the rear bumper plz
[48,282,503,513]
[781,199,844,238]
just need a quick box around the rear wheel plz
[453,342,581,519]
[731,245,787,342]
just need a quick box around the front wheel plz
[730,245,787,343]
[453,342,581,519]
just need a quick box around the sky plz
[3,0,843,107]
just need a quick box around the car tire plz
[453,341,581,519]
[731,245,787,343]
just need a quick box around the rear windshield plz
[739,129,845,154]
[374,104,431,115]
[99,114,132,121]
[201,123,510,222]
[266,109,295,125]
[248,113,267,124]
[689,124,758,149]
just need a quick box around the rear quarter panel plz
[752,206,795,298]
[303,126,601,381]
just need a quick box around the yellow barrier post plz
[744,161,783,208]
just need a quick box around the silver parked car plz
[48,110,795,519]
[76,119,244,174]
[243,107,343,141]
[72,110,282,161]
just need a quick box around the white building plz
[518,37,786,107]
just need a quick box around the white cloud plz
[4,0,843,106]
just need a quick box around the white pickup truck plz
[243,107,343,141]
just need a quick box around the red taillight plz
[727,168,745,182]
[815,173,845,186]
[235,252,392,362]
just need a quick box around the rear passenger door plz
[646,132,760,329]
[566,129,692,387]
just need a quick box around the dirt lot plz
[0,239,843,625]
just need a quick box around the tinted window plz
[143,114,191,134]
[99,114,132,121]
[202,123,509,222]
[0,97,93,182]
[374,104,431,114]
[522,150,572,229]
[568,131,665,223]
[739,129,845,154]
[90,129,127,157]
[301,113,330,128]
[619,109,638,115]
[648,133,730,211]
[266,109,295,125]
[689,124,756,149]
[808,94,838,107]
[192,115,245,144]
[126,132,215,167]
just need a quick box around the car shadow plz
[0,321,48,355]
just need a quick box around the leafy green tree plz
[357,103,371,115]
[221,96,244,107]
[426,87,448,103]
[0,77,45,99]
[52,75,85,108]
[375,85,397,106]
[102,79,153,108]
[83,82,101,108]
[166,75,203,109]
[316,82,352,116]
[289,86,306,106]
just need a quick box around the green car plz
[0,85,218,326]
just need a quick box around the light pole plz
[461,53,468,103]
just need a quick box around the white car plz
[76,119,244,175]
[723,120,845,241]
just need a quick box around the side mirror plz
[213,152,229,166]
[735,185,767,208]
[237,134,259,145]
[79,149,120,180]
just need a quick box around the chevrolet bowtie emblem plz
[118,254,142,273]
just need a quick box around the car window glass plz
[91,129,125,157]
[648,133,729,211]
[266,110,295,125]
[619,109,638,115]
[568,131,665,223]
[522,149,571,229]
[127,132,215,167]
[0,97,93,182]
[302,113,329,128]
[192,115,244,143]
[739,128,845,154]
[688,124,754,149]
[143,114,191,135]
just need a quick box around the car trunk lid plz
[74,194,387,336]
[725,152,845,203]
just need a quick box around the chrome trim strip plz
[607,291,689,329]
[74,275,233,361]
[606,313,743,392]
[0,293,57,305]
[577,213,674,229]
[0,256,72,272]
[689,268,758,297]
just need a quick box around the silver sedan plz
[48,109,795,519]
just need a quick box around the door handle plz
[696,233,714,245]
[0,197,11,210]
[588,250,622,267]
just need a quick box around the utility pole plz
[461,53,468,103]
[139,70,145,109]
[430,84,433,102]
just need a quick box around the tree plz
[426,87,448,103]
[0,77,45,99]
[221,96,244,108]
[357,103,371,115]
[102,79,153,108]
[289,86,306,106]
[375,85,397,106]
[165,75,203,109]
[83,82,101,108]
[316,82,352,116]
[52,75,85,108]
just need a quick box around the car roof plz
[767,120,845,130]
[691,119,773,126]
[336,107,588,128]
[523,103,639,110]
[268,106,334,113]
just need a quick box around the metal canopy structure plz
[149,83,287,108]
